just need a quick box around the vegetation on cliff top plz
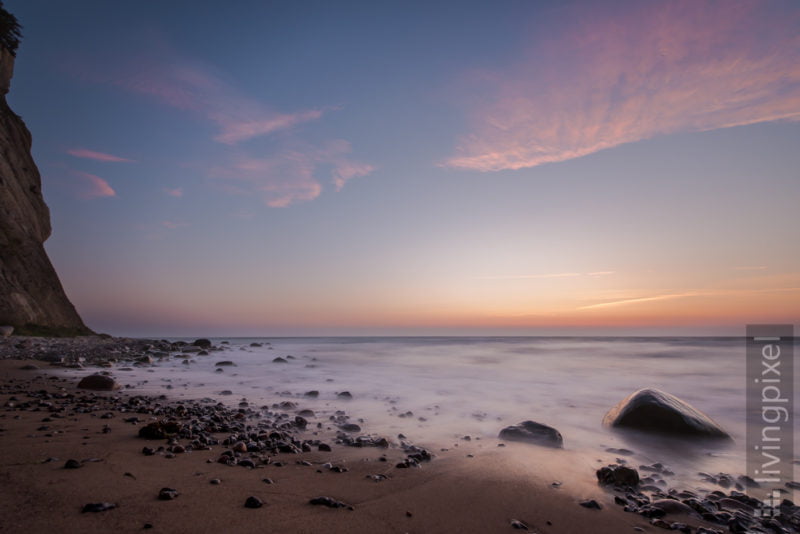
[0,2,21,57]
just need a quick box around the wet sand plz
[0,358,652,534]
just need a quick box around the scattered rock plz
[304,390,319,398]
[77,374,120,391]
[244,496,263,508]
[510,519,529,529]
[579,499,602,510]
[596,464,640,487]
[339,423,361,433]
[138,421,182,440]
[81,502,117,513]
[603,388,730,438]
[498,420,563,448]
[158,488,179,500]
[215,361,236,367]
[63,459,82,469]
[272,357,288,363]
[309,496,352,509]
[192,338,212,348]
[337,391,353,399]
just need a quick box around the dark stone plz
[64,459,81,469]
[498,420,563,448]
[81,502,117,513]
[192,338,211,348]
[215,361,236,367]
[337,391,352,399]
[510,519,528,529]
[603,388,730,438]
[77,374,120,391]
[138,421,182,440]
[244,496,263,508]
[579,499,602,510]
[339,423,361,433]
[309,496,351,509]
[596,464,640,487]
[304,390,319,398]
[158,488,179,500]
[272,357,288,363]
[318,443,332,452]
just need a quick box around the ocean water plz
[96,337,798,488]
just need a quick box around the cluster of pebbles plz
[596,463,800,533]
[1,338,437,524]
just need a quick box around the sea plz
[86,336,799,490]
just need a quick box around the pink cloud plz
[67,148,134,162]
[446,1,800,171]
[163,187,183,197]
[75,50,325,145]
[332,161,376,191]
[72,171,116,199]
[214,109,325,145]
[212,140,374,207]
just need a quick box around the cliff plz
[0,45,90,335]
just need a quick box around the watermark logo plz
[746,324,794,517]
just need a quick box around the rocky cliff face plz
[0,47,90,335]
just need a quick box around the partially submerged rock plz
[498,420,563,448]
[603,388,730,439]
[77,374,120,391]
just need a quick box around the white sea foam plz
[91,337,798,488]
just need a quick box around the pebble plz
[63,459,82,469]
[81,502,117,513]
[579,499,602,510]
[309,496,353,509]
[244,496,263,508]
[510,519,528,529]
[158,488,179,500]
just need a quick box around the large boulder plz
[603,388,730,439]
[77,374,120,391]
[498,420,563,448]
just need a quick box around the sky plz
[5,0,800,337]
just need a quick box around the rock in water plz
[0,39,90,336]
[192,338,211,348]
[498,420,564,448]
[77,374,120,391]
[603,388,730,438]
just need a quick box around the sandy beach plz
[1,338,795,534]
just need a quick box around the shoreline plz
[0,338,797,533]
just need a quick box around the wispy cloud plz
[163,187,183,197]
[476,271,613,280]
[212,140,374,207]
[74,48,325,145]
[446,1,800,171]
[578,287,800,310]
[72,171,116,199]
[67,148,134,163]
[214,109,325,145]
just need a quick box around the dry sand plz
[0,359,736,533]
